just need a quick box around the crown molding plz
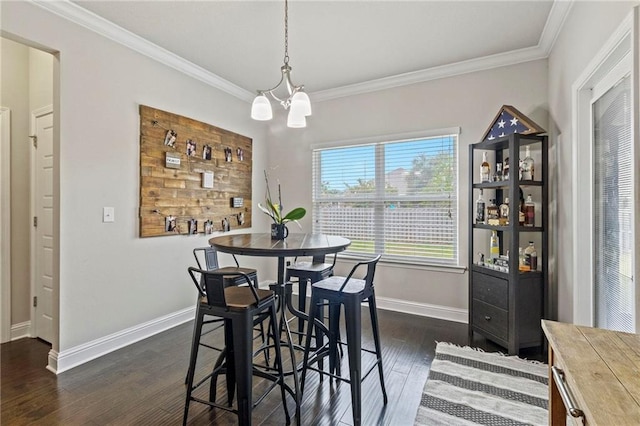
[311,45,549,102]
[538,0,574,56]
[30,0,572,105]
[30,0,254,103]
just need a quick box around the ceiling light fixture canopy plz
[250,0,311,128]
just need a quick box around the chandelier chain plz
[283,0,289,65]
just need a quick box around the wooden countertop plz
[542,320,640,425]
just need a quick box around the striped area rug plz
[415,342,548,426]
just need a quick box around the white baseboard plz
[10,321,31,340]
[50,296,466,374]
[52,307,195,374]
[290,288,468,324]
[375,296,468,324]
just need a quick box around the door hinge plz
[29,135,37,148]
[33,296,38,307]
[33,216,38,227]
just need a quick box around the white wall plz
[1,1,272,357]
[29,48,53,110]
[547,0,637,323]
[268,60,549,317]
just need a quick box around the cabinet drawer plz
[472,272,508,309]
[472,299,508,341]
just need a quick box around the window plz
[312,131,458,265]
[592,60,633,332]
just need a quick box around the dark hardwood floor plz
[1,309,543,425]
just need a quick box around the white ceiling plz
[67,0,564,100]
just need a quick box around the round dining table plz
[208,232,351,285]
[208,232,351,406]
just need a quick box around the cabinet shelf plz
[471,264,544,277]
[473,224,543,232]
[473,180,543,189]
[468,133,548,355]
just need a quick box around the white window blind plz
[312,133,458,265]
[593,73,633,332]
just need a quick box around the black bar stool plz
[183,267,297,426]
[285,254,335,343]
[190,247,266,367]
[300,255,387,426]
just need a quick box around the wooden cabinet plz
[543,320,640,425]
[468,134,548,354]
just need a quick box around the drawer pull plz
[551,366,585,421]
[484,316,491,321]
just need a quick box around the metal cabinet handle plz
[551,366,585,421]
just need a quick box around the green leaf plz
[282,207,306,222]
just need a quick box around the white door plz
[32,107,54,343]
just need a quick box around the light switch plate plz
[103,207,115,223]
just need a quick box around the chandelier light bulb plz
[287,109,306,128]
[251,94,273,121]
[291,91,312,116]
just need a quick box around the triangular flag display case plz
[481,105,545,142]
[468,129,549,355]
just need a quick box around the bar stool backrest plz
[193,247,221,270]
[194,246,244,271]
[338,254,382,293]
[188,267,261,308]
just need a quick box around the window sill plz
[330,253,467,274]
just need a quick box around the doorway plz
[0,37,57,353]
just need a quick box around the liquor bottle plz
[487,199,500,225]
[499,197,509,225]
[503,157,510,180]
[475,190,485,224]
[518,247,529,271]
[494,163,503,181]
[489,230,500,262]
[524,194,535,227]
[521,145,534,180]
[480,151,490,182]
[524,241,538,271]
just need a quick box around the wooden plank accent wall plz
[139,105,252,238]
